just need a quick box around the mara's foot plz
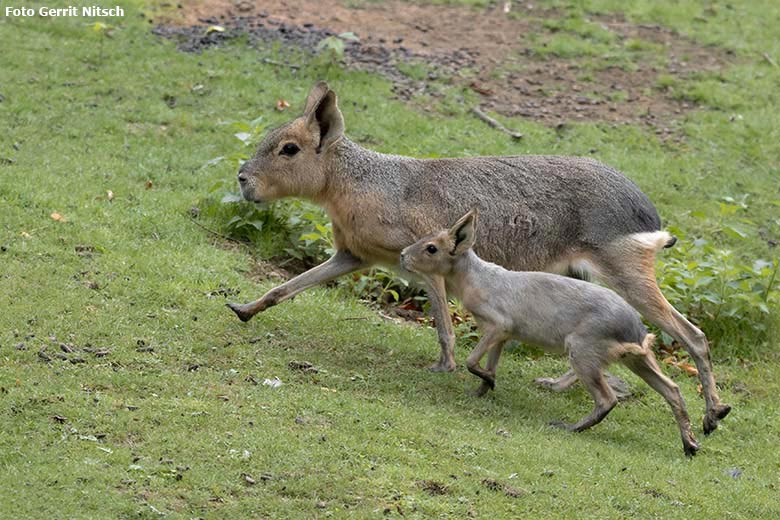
[683,437,700,458]
[703,403,732,435]
[226,302,255,322]
[472,379,495,397]
[549,420,576,432]
[535,377,570,392]
[427,359,456,373]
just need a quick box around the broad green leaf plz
[221,193,244,203]
[722,224,749,239]
[338,32,360,42]
[234,132,252,144]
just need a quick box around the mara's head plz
[400,210,478,276]
[237,81,345,202]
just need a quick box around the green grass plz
[1,0,780,518]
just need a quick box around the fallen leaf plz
[276,99,291,111]
[242,473,256,485]
[144,180,153,190]
[469,81,495,96]
[20,231,31,238]
[50,212,67,222]
[106,190,114,201]
[678,362,699,377]
[206,25,225,34]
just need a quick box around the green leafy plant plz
[657,210,778,356]
[283,201,335,266]
[315,32,360,64]
[207,116,267,171]
[199,117,287,242]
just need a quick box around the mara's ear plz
[449,209,478,255]
[303,81,330,115]
[305,87,345,152]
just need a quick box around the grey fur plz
[401,211,700,456]
[227,81,729,433]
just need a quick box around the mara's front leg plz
[227,249,367,321]
[468,328,507,397]
[423,274,457,372]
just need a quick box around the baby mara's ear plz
[449,209,477,255]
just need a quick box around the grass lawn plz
[1,0,779,518]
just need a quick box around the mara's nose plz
[237,163,249,184]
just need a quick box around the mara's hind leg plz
[540,255,630,399]
[623,350,699,457]
[535,369,578,392]
[535,370,632,400]
[593,234,730,434]
[551,338,617,432]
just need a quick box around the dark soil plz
[153,0,735,132]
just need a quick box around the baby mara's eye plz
[426,244,438,255]
[280,143,300,156]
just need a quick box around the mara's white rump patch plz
[628,231,673,250]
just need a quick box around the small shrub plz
[657,204,779,357]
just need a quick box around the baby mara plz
[401,210,699,456]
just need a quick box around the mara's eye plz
[280,143,300,156]
[426,244,438,255]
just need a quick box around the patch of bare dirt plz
[154,0,734,131]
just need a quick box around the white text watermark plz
[5,6,125,17]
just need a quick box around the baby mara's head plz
[400,210,477,276]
